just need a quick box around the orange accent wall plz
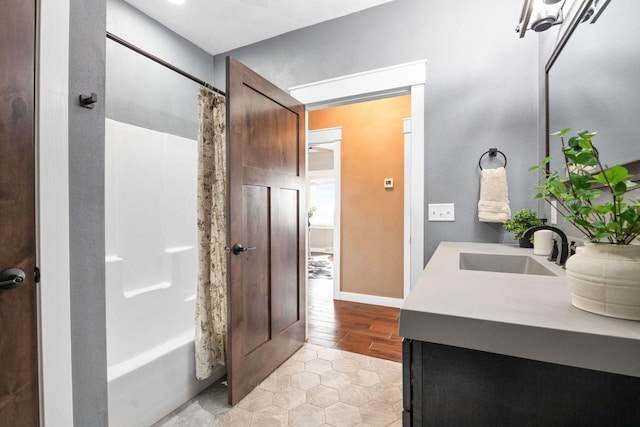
[309,95,410,299]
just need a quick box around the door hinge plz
[34,266,41,283]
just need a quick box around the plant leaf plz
[584,189,603,200]
[575,152,598,167]
[550,180,567,197]
[569,173,591,190]
[614,181,628,196]
[591,231,612,241]
[579,130,598,139]
[591,205,612,214]
[603,165,631,185]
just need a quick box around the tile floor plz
[153,343,403,427]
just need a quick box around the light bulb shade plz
[532,16,556,31]
[530,5,558,32]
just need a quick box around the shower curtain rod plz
[106,31,225,96]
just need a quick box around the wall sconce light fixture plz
[516,0,567,37]
[516,0,612,38]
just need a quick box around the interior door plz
[0,0,39,425]
[226,56,306,405]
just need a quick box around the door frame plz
[291,60,426,306]
[403,118,412,300]
[307,128,342,300]
[38,1,75,425]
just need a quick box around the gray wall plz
[68,0,108,425]
[213,0,540,261]
[66,1,217,424]
[106,0,214,139]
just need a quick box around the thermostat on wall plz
[384,178,394,189]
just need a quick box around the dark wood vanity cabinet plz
[402,339,640,426]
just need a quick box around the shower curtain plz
[195,87,227,380]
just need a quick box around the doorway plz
[307,128,341,302]
[291,60,426,306]
[304,96,409,361]
[308,95,409,306]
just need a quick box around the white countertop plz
[399,241,640,377]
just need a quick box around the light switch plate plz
[429,203,455,221]
[551,200,557,224]
[384,178,394,189]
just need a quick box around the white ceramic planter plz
[565,243,640,320]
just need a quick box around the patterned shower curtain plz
[195,87,227,380]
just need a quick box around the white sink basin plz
[459,252,557,276]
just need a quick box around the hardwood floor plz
[307,278,402,362]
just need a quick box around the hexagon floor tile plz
[152,344,402,427]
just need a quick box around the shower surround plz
[105,119,221,426]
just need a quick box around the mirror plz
[547,0,640,178]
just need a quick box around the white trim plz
[308,225,334,230]
[304,111,309,341]
[290,60,427,108]
[307,128,342,300]
[403,118,411,299]
[308,126,342,144]
[332,141,341,300]
[338,292,404,309]
[409,85,425,292]
[38,0,74,425]
[292,60,426,307]
[309,247,334,254]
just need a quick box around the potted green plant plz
[503,208,543,248]
[530,128,640,320]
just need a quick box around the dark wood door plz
[0,0,39,425]
[226,57,306,405]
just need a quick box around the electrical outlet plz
[428,203,455,221]
[384,178,394,189]
[551,200,557,224]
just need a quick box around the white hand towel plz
[478,167,511,223]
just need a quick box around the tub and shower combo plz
[105,119,223,426]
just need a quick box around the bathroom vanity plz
[399,242,640,426]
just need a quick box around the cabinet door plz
[414,341,640,425]
[402,339,412,426]
[403,338,425,426]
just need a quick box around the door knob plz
[0,268,26,289]
[232,243,256,255]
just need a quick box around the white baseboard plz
[309,247,334,254]
[338,292,404,308]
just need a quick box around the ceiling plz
[123,0,394,56]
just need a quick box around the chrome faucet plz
[522,225,569,267]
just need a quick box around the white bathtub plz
[106,326,223,427]
[105,119,225,426]
[105,254,224,427]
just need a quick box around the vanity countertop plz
[399,241,640,377]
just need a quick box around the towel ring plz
[478,148,507,170]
